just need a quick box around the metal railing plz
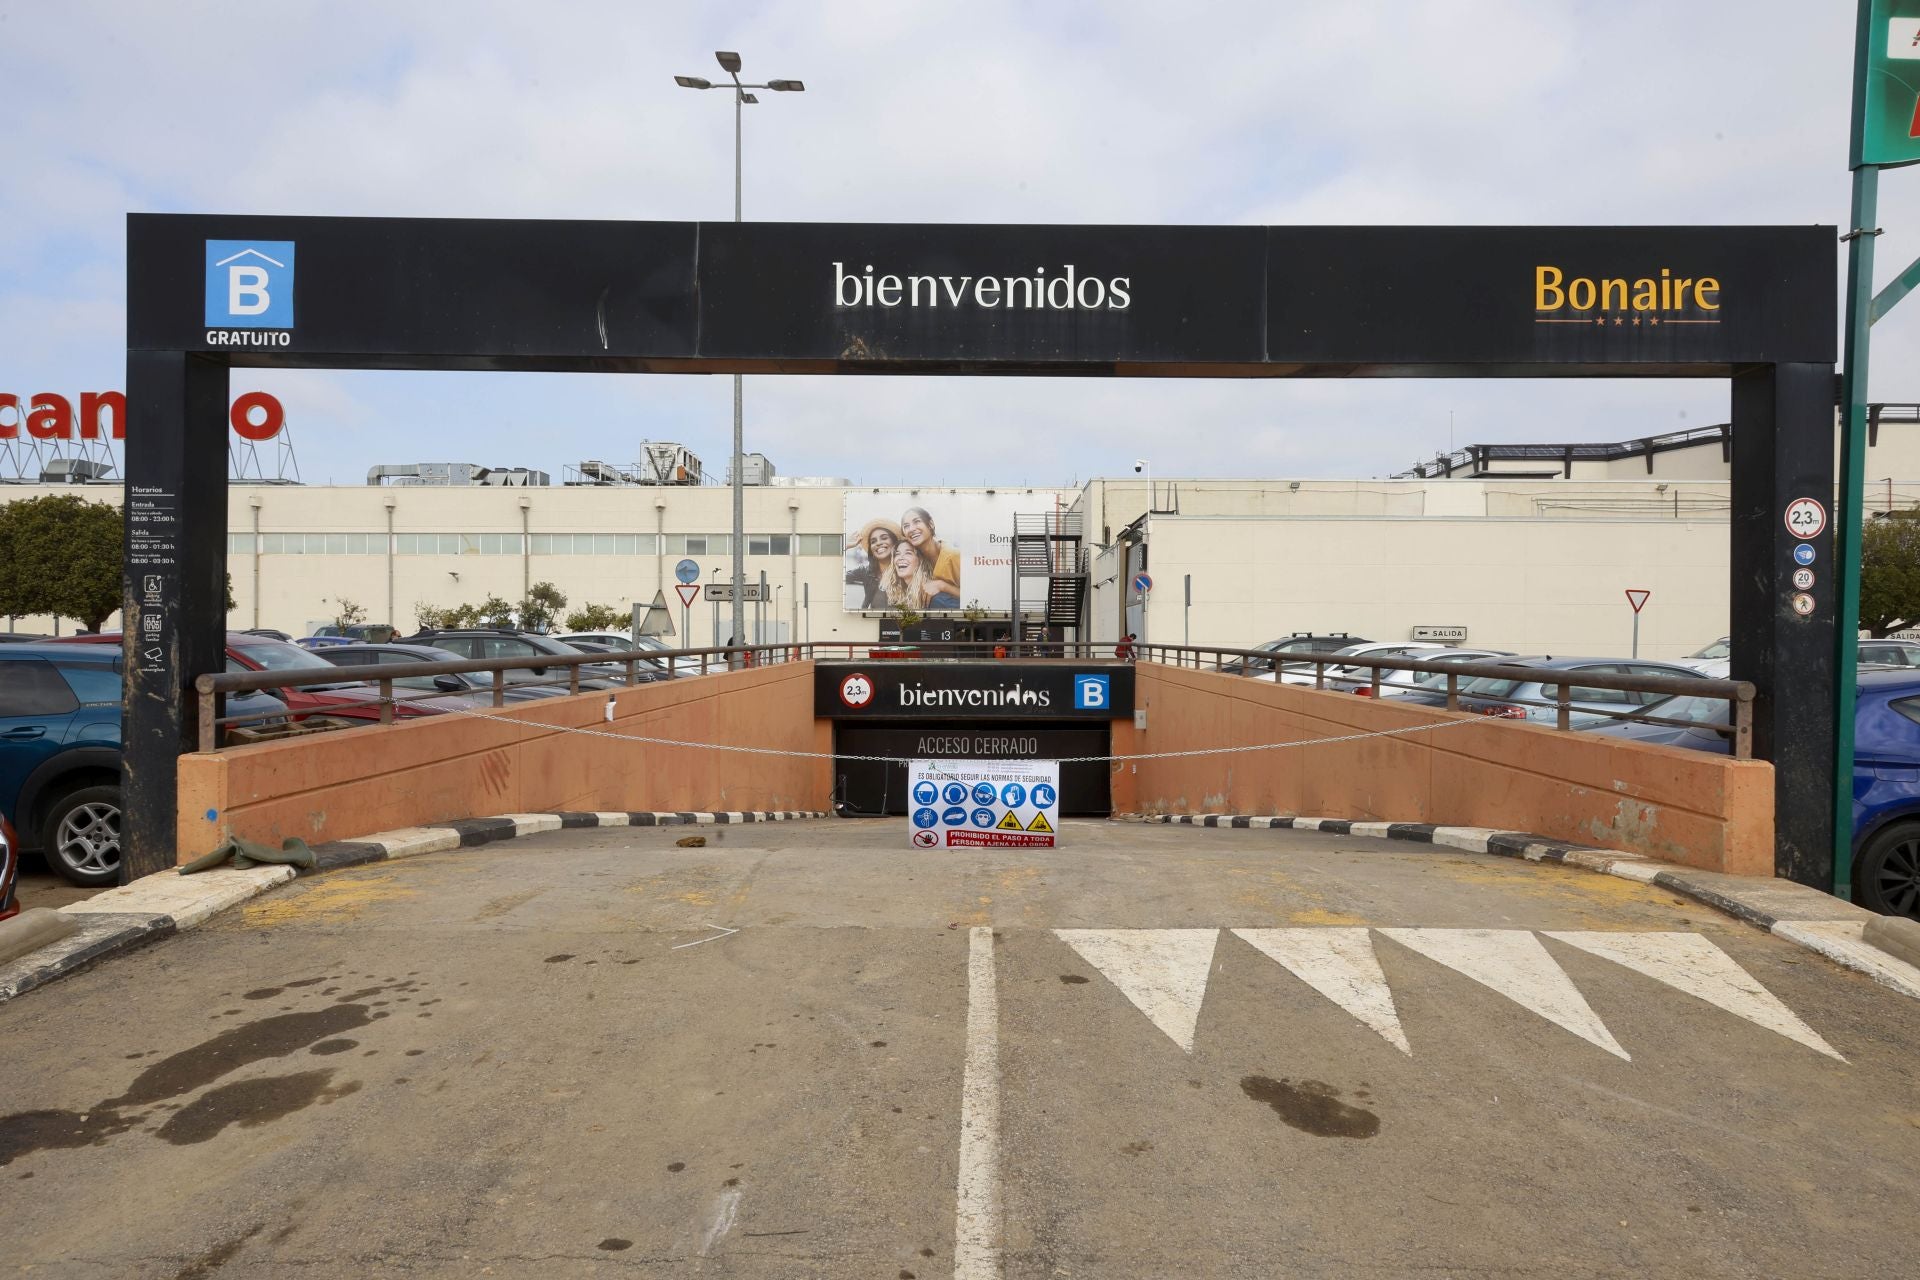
[191,638,1755,759]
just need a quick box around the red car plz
[57,633,446,723]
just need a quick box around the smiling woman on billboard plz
[899,507,961,606]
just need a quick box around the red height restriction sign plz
[1625,589,1651,614]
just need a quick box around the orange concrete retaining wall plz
[176,662,832,862]
[1118,664,1775,876]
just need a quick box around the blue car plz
[1588,669,1920,919]
[0,644,285,887]
[1849,669,1920,919]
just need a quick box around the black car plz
[316,643,573,702]
[398,629,645,689]
[1221,633,1372,676]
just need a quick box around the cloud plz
[0,0,1911,489]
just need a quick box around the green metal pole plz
[1836,163,1878,902]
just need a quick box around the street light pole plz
[675,52,806,662]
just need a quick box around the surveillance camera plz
[1133,461,1145,473]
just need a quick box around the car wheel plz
[42,784,122,887]
[1855,821,1920,920]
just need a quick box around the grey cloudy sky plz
[2,0,1914,485]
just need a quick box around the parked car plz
[1580,691,1735,753]
[1,642,287,886]
[241,628,293,642]
[1684,637,1917,680]
[298,623,399,649]
[1262,641,1458,687]
[1,810,20,921]
[400,628,634,690]
[316,643,571,704]
[1446,656,1704,727]
[1843,670,1920,919]
[1338,648,1519,697]
[58,633,444,724]
[1222,633,1372,676]
[556,631,636,651]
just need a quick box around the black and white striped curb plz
[0,809,827,1005]
[1132,812,1920,1001]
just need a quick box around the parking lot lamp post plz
[674,53,806,662]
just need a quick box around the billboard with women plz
[842,490,1068,614]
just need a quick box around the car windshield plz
[1641,693,1729,725]
[1460,675,1526,697]
[1689,639,1731,660]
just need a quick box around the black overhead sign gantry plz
[124,216,1837,882]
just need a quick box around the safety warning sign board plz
[907,758,1060,849]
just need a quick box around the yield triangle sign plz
[675,583,700,607]
[1624,589,1651,613]
[1055,929,1219,1053]
[637,589,675,636]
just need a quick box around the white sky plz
[2,0,1915,485]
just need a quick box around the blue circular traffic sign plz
[971,808,996,828]
[972,783,997,805]
[944,783,968,805]
[1133,572,1153,594]
[1031,783,1057,809]
[674,558,700,585]
[1000,782,1027,808]
[942,806,968,826]
[913,807,939,828]
[1794,543,1816,566]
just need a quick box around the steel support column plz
[121,350,229,882]
[1730,361,1838,886]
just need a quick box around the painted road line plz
[1055,928,1220,1053]
[955,926,1002,1280]
[1381,928,1630,1060]
[1232,927,1412,1055]
[1546,931,1843,1061]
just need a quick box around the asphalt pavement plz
[2,820,1916,1278]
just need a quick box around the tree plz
[1861,514,1920,637]
[225,574,236,614]
[476,594,517,628]
[331,597,368,628]
[565,602,628,633]
[0,493,121,631]
[518,581,567,633]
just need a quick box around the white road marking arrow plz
[1232,927,1411,1055]
[1381,928,1630,1060]
[1545,931,1844,1062]
[1055,928,1218,1053]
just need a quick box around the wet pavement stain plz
[309,1040,358,1056]
[598,1238,633,1251]
[157,1071,361,1146]
[1240,1076,1379,1139]
[0,1107,147,1167]
[1059,974,1090,984]
[108,1005,373,1107]
[545,954,575,964]
[667,1161,687,1172]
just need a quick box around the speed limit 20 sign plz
[1784,497,1826,540]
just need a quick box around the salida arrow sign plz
[1625,589,1651,613]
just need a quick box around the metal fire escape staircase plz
[1009,511,1088,636]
